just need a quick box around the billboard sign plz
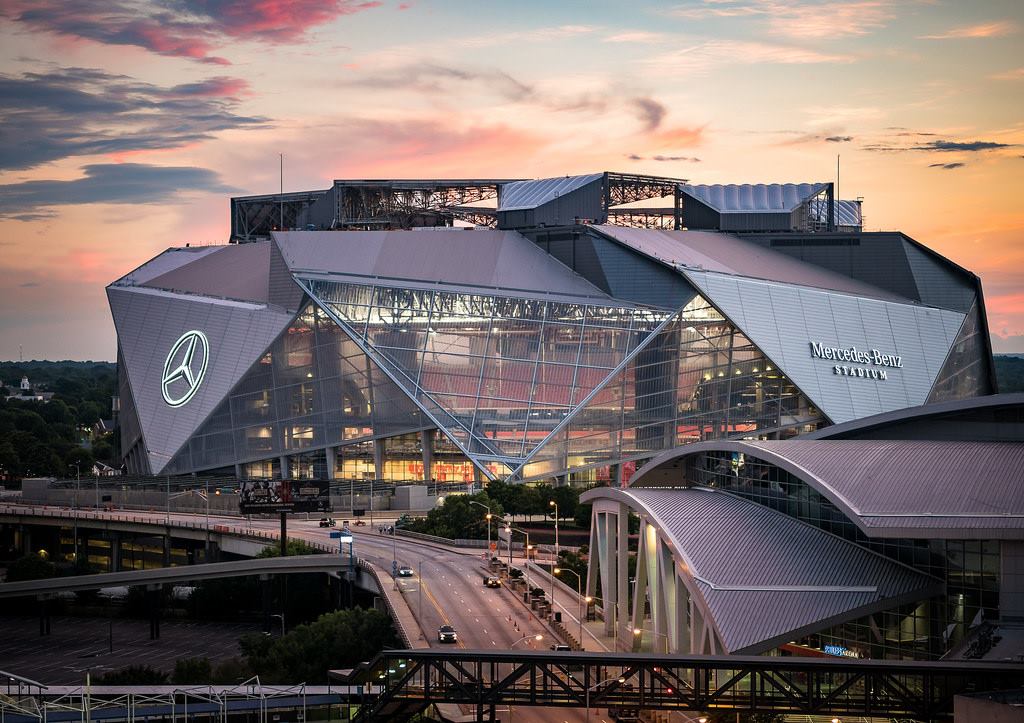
[238,480,331,514]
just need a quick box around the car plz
[398,566,415,577]
[550,644,571,652]
[353,519,366,526]
[318,517,336,528]
[483,576,501,588]
[437,624,458,643]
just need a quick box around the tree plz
[406,491,503,539]
[5,553,57,582]
[241,608,398,683]
[95,665,168,685]
[172,657,213,684]
[65,447,95,474]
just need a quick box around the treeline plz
[994,355,1024,393]
[0,361,118,479]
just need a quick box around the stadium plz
[110,172,994,484]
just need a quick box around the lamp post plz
[270,613,285,637]
[510,633,543,648]
[469,500,492,559]
[554,567,586,648]
[506,525,531,590]
[548,500,559,606]
[586,676,626,723]
[69,464,80,563]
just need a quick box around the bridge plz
[341,648,1024,722]
[0,554,349,598]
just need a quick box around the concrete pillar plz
[373,439,385,481]
[111,532,121,572]
[420,430,434,482]
[22,528,31,556]
[279,455,290,480]
[234,463,244,480]
[616,504,629,649]
[611,463,624,489]
[325,446,338,481]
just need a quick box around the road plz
[3,505,611,722]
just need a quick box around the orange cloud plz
[919,20,1018,40]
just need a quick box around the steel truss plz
[344,649,1024,722]
[0,676,345,723]
[604,172,687,231]
[331,180,514,230]
[231,190,327,242]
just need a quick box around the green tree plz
[5,552,57,582]
[65,447,95,474]
[95,665,168,685]
[241,608,398,683]
[172,657,213,684]
[406,491,503,539]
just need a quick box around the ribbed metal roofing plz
[682,183,828,213]
[274,229,611,300]
[743,440,1024,535]
[591,487,940,653]
[592,226,902,301]
[812,199,863,228]
[498,173,604,211]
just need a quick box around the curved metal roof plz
[681,183,828,213]
[631,438,1024,538]
[583,486,941,653]
[498,173,603,211]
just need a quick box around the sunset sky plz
[1,0,1022,361]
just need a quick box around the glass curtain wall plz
[928,302,993,402]
[517,294,823,480]
[303,279,672,471]
[163,303,431,475]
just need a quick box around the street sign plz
[329,530,341,539]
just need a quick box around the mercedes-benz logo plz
[161,330,209,407]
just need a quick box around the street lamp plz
[469,500,492,558]
[269,613,285,637]
[506,525,531,590]
[554,567,585,648]
[511,633,543,648]
[68,464,80,563]
[548,500,559,607]
[586,675,626,723]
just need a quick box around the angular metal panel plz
[685,270,966,424]
[107,285,295,474]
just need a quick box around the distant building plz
[4,375,55,403]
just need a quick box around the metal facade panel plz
[685,270,966,424]
[593,226,901,301]
[107,285,294,474]
[743,440,1024,530]
[620,487,938,652]
[273,230,608,299]
[115,246,223,285]
[902,239,977,313]
[498,173,604,211]
[143,242,271,303]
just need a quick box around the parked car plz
[483,576,501,588]
[318,517,336,528]
[398,566,415,577]
[437,624,458,643]
[550,644,571,652]
[353,519,366,526]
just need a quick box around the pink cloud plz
[6,0,384,64]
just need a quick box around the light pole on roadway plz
[586,675,626,723]
[469,500,492,560]
[548,499,558,607]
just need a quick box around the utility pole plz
[279,153,284,231]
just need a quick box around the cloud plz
[4,0,384,64]
[991,68,1024,81]
[18,282,41,288]
[459,24,599,48]
[919,20,1017,40]
[628,154,701,162]
[0,67,266,170]
[647,40,852,75]
[929,162,965,170]
[912,140,1012,152]
[603,31,665,43]
[0,163,235,219]
[668,1,893,40]
[632,97,668,132]
[825,135,853,142]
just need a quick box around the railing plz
[347,648,1024,722]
